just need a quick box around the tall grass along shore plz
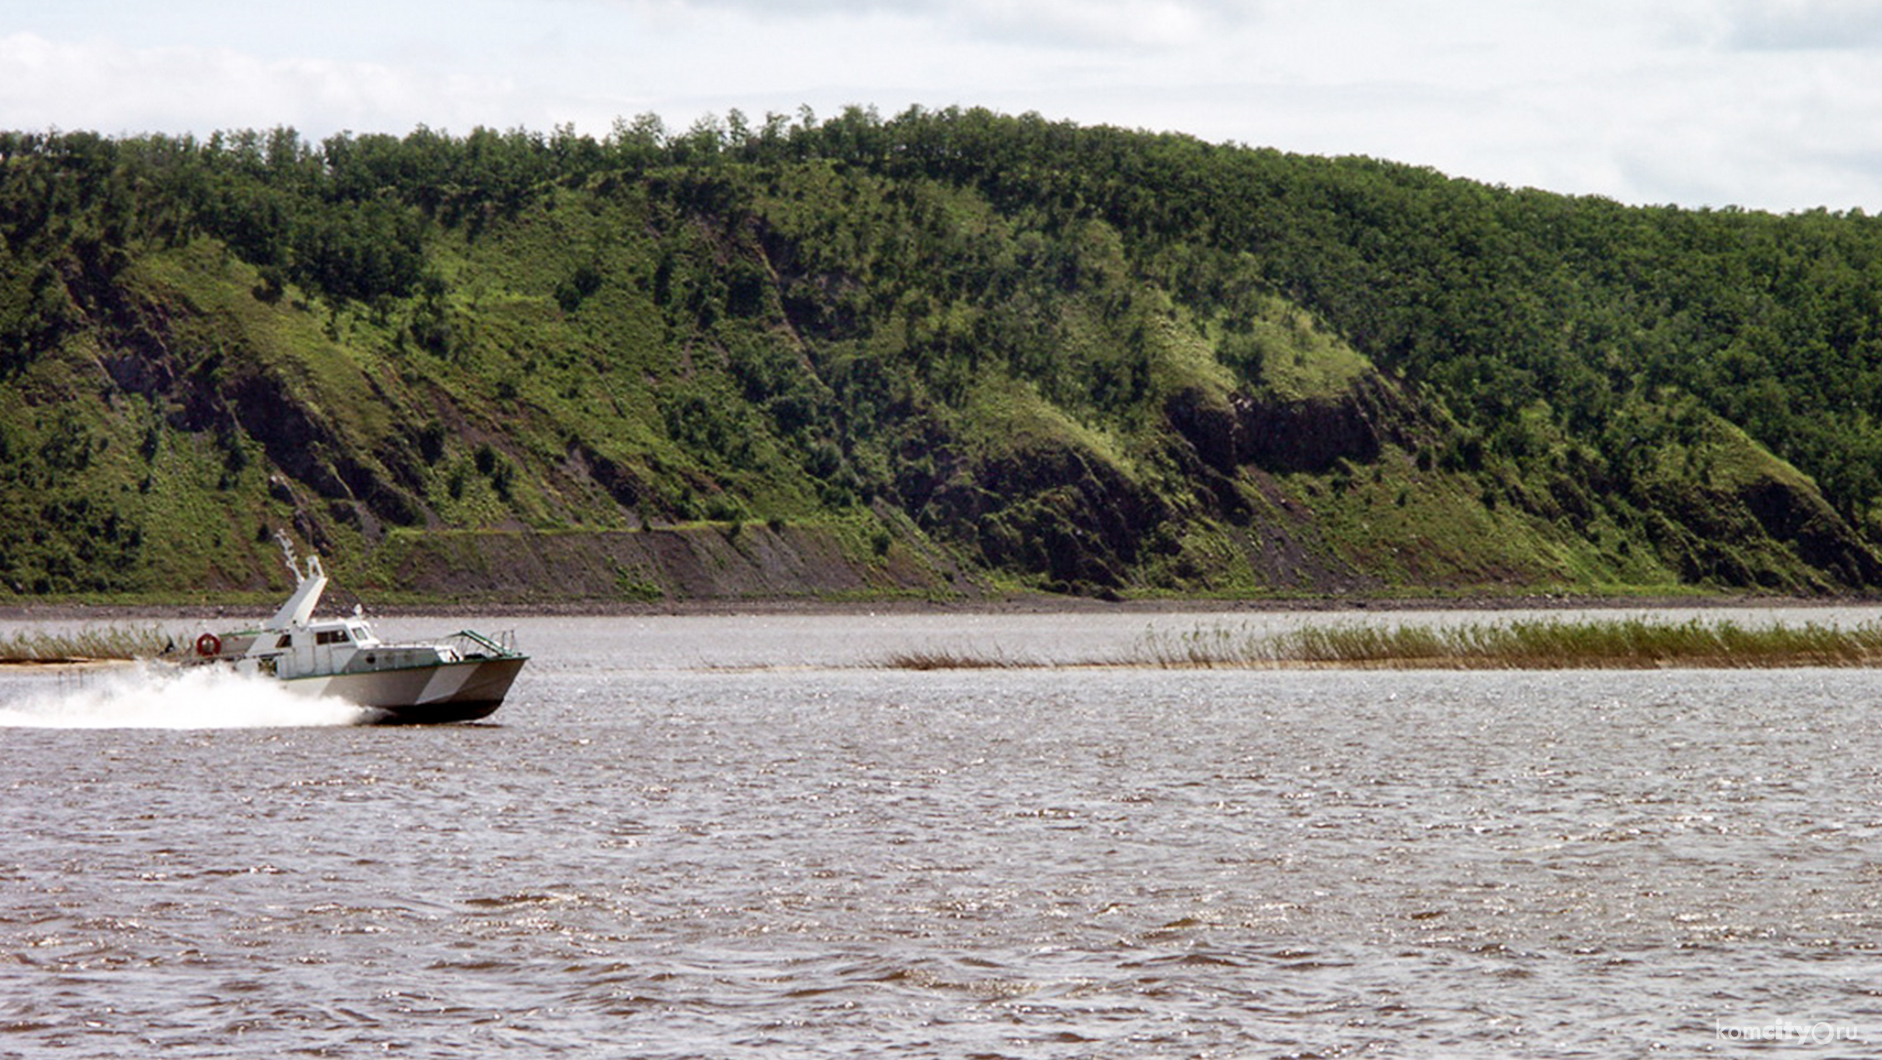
[18,614,1882,671]
[0,626,173,664]
[884,616,1882,670]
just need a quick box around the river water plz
[5,609,1882,1057]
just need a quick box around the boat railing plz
[444,629,522,659]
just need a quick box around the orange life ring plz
[195,633,222,657]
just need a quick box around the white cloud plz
[945,0,1251,49]
[612,0,1256,48]
[2,2,1882,211]
[0,32,522,135]
[1723,0,1882,50]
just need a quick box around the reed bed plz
[879,616,1882,670]
[0,625,174,663]
[1137,616,1882,669]
[880,646,1038,670]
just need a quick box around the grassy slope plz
[0,159,1872,604]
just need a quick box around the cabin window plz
[315,629,351,646]
[276,634,293,649]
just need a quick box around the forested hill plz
[6,107,1882,603]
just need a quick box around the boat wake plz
[0,663,374,729]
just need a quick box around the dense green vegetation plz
[4,107,1882,601]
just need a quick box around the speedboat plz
[186,552,527,724]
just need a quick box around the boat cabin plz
[267,620,379,652]
[239,618,463,681]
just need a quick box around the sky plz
[3,0,1881,213]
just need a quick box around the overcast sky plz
[4,0,1880,212]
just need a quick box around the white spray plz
[0,662,373,730]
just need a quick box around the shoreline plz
[3,591,1879,623]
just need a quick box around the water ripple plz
[7,624,1882,1056]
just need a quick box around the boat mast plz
[266,535,328,630]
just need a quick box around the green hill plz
[4,110,1881,604]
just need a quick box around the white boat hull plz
[277,656,527,724]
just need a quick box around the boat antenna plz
[274,530,303,585]
[265,531,328,629]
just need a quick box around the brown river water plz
[5,609,1882,1057]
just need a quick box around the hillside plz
[3,110,1881,604]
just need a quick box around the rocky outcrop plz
[920,440,1167,593]
[1165,373,1425,476]
[1638,471,1882,592]
[1739,478,1882,586]
[226,371,427,536]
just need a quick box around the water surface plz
[5,611,1882,1057]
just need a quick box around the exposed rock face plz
[1743,479,1882,586]
[574,442,645,511]
[1162,369,1882,596]
[1638,471,1882,592]
[921,441,1167,592]
[228,372,426,531]
[1165,374,1425,477]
